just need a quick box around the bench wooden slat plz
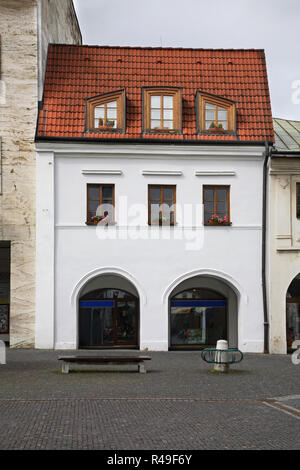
[58,356,151,363]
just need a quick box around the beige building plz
[0,0,81,347]
[268,118,300,354]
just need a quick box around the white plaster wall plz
[36,143,265,351]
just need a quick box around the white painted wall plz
[36,143,265,352]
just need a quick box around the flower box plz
[208,127,226,133]
[86,215,106,225]
[206,215,231,226]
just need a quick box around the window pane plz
[151,120,161,129]
[204,212,213,223]
[151,109,161,120]
[151,96,161,108]
[204,188,214,202]
[218,121,228,130]
[88,200,100,213]
[217,189,227,201]
[150,187,161,200]
[163,96,173,108]
[164,187,174,201]
[204,201,214,212]
[102,203,114,219]
[102,186,113,199]
[107,101,117,108]
[150,204,161,224]
[88,186,100,200]
[95,106,104,118]
[218,110,228,121]
[287,303,300,351]
[205,110,215,120]
[163,109,173,120]
[217,201,227,212]
[206,121,214,130]
[163,120,173,129]
[107,109,117,119]
[106,119,117,128]
[206,103,215,110]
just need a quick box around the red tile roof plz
[36,45,274,143]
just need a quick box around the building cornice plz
[35,142,265,159]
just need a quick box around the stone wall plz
[0,0,38,347]
[0,0,81,347]
[38,0,82,99]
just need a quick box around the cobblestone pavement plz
[0,350,299,450]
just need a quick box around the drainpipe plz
[262,141,272,353]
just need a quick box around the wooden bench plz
[58,355,151,374]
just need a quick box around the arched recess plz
[286,274,300,352]
[164,269,242,350]
[72,267,145,350]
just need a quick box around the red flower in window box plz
[208,215,230,225]
[88,215,106,225]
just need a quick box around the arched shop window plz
[286,275,300,352]
[170,288,227,348]
[79,288,139,348]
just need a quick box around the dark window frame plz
[148,184,176,226]
[196,90,237,135]
[86,183,115,225]
[203,185,231,226]
[142,87,182,134]
[85,89,126,133]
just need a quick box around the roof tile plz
[37,45,274,143]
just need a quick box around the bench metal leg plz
[138,363,146,373]
[61,362,70,374]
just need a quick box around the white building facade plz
[35,142,266,352]
[35,45,274,352]
[268,118,300,354]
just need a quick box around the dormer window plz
[143,87,181,133]
[86,89,125,132]
[196,91,236,134]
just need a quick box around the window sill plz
[148,222,177,227]
[85,221,116,226]
[204,222,232,226]
[85,128,124,134]
[199,129,236,136]
[144,129,180,135]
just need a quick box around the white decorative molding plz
[162,268,248,305]
[195,171,236,176]
[36,142,265,159]
[277,248,300,252]
[70,266,147,307]
[81,169,123,175]
[276,235,292,240]
[142,170,183,176]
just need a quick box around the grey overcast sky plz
[73,0,300,121]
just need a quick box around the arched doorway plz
[169,275,238,350]
[286,274,300,352]
[79,279,139,349]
